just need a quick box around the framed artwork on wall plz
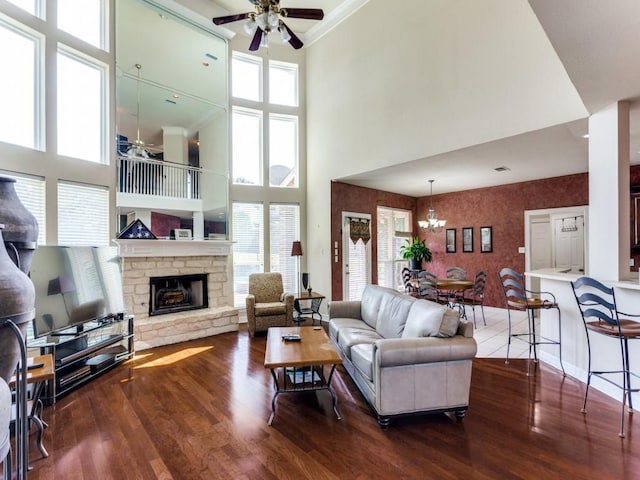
[446,229,456,253]
[462,227,473,253]
[480,226,493,253]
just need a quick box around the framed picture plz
[480,226,493,253]
[445,229,456,253]
[174,228,192,240]
[462,227,473,253]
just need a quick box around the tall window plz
[57,0,105,48]
[57,48,107,163]
[232,107,262,185]
[231,51,302,307]
[269,60,298,107]
[232,52,262,102]
[232,202,264,307]
[0,20,41,149]
[377,207,412,290]
[58,181,109,246]
[270,204,300,293]
[231,51,299,189]
[269,114,298,187]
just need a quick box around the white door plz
[342,213,372,300]
[553,215,585,273]
[530,220,552,270]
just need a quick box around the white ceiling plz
[129,0,640,197]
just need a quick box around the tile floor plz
[461,304,534,358]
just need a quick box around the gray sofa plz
[329,284,477,428]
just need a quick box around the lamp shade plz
[291,241,303,256]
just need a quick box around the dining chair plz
[444,266,468,312]
[498,267,565,376]
[446,266,467,280]
[571,276,640,437]
[460,271,487,328]
[417,270,440,303]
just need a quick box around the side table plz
[293,291,325,326]
[10,354,55,461]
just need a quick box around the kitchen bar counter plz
[526,269,640,405]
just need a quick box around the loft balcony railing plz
[118,156,201,199]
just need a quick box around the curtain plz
[349,218,370,245]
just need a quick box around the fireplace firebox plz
[149,274,208,316]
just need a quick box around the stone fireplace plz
[116,240,238,350]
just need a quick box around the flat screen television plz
[30,246,126,338]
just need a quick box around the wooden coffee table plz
[264,326,342,425]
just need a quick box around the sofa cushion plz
[360,285,388,329]
[402,300,448,338]
[254,302,287,316]
[351,343,374,382]
[329,317,373,343]
[376,292,416,339]
[337,327,381,359]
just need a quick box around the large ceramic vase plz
[0,176,38,274]
[0,226,35,383]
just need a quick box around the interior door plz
[342,213,372,300]
[530,220,552,270]
[553,215,585,273]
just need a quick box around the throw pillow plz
[402,300,447,338]
[438,308,461,337]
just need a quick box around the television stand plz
[33,315,134,404]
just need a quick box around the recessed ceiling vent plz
[494,166,511,172]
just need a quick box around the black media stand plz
[32,315,134,404]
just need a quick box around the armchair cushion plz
[255,302,288,316]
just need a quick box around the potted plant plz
[400,236,433,270]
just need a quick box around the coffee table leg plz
[326,365,342,420]
[268,368,279,425]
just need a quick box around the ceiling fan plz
[212,0,324,51]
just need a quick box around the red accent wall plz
[418,174,588,308]
[331,173,589,307]
[330,181,417,301]
[151,211,181,237]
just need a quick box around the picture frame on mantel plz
[173,228,192,240]
[480,226,493,253]
[462,227,473,253]
[446,228,456,253]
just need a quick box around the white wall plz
[305,0,588,301]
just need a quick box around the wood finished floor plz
[21,325,640,480]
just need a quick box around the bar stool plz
[499,268,565,376]
[571,276,640,438]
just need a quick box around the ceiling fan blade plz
[212,12,251,25]
[281,8,324,21]
[282,23,303,50]
[248,27,263,51]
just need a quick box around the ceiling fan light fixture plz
[256,12,268,30]
[260,30,269,48]
[267,11,280,29]
[279,22,291,42]
[243,18,256,35]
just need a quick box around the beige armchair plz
[246,273,294,337]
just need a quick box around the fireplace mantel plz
[115,239,233,258]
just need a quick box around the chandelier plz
[418,180,446,233]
